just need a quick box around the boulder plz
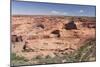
[64,21,77,30]
[51,30,60,38]
[11,35,23,42]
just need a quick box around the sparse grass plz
[11,53,29,66]
[72,38,96,62]
[11,53,28,61]
[32,55,63,64]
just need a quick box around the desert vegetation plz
[11,38,96,65]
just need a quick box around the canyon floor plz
[11,15,96,66]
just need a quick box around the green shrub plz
[71,38,96,62]
[11,53,29,62]
[11,53,29,66]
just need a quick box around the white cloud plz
[79,10,84,13]
[51,10,68,15]
[62,12,68,15]
[51,10,60,14]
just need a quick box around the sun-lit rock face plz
[11,15,96,60]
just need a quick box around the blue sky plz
[12,0,96,17]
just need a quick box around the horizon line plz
[12,14,96,17]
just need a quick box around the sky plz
[12,0,96,17]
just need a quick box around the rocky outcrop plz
[12,35,23,42]
[64,21,77,30]
[50,30,60,38]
